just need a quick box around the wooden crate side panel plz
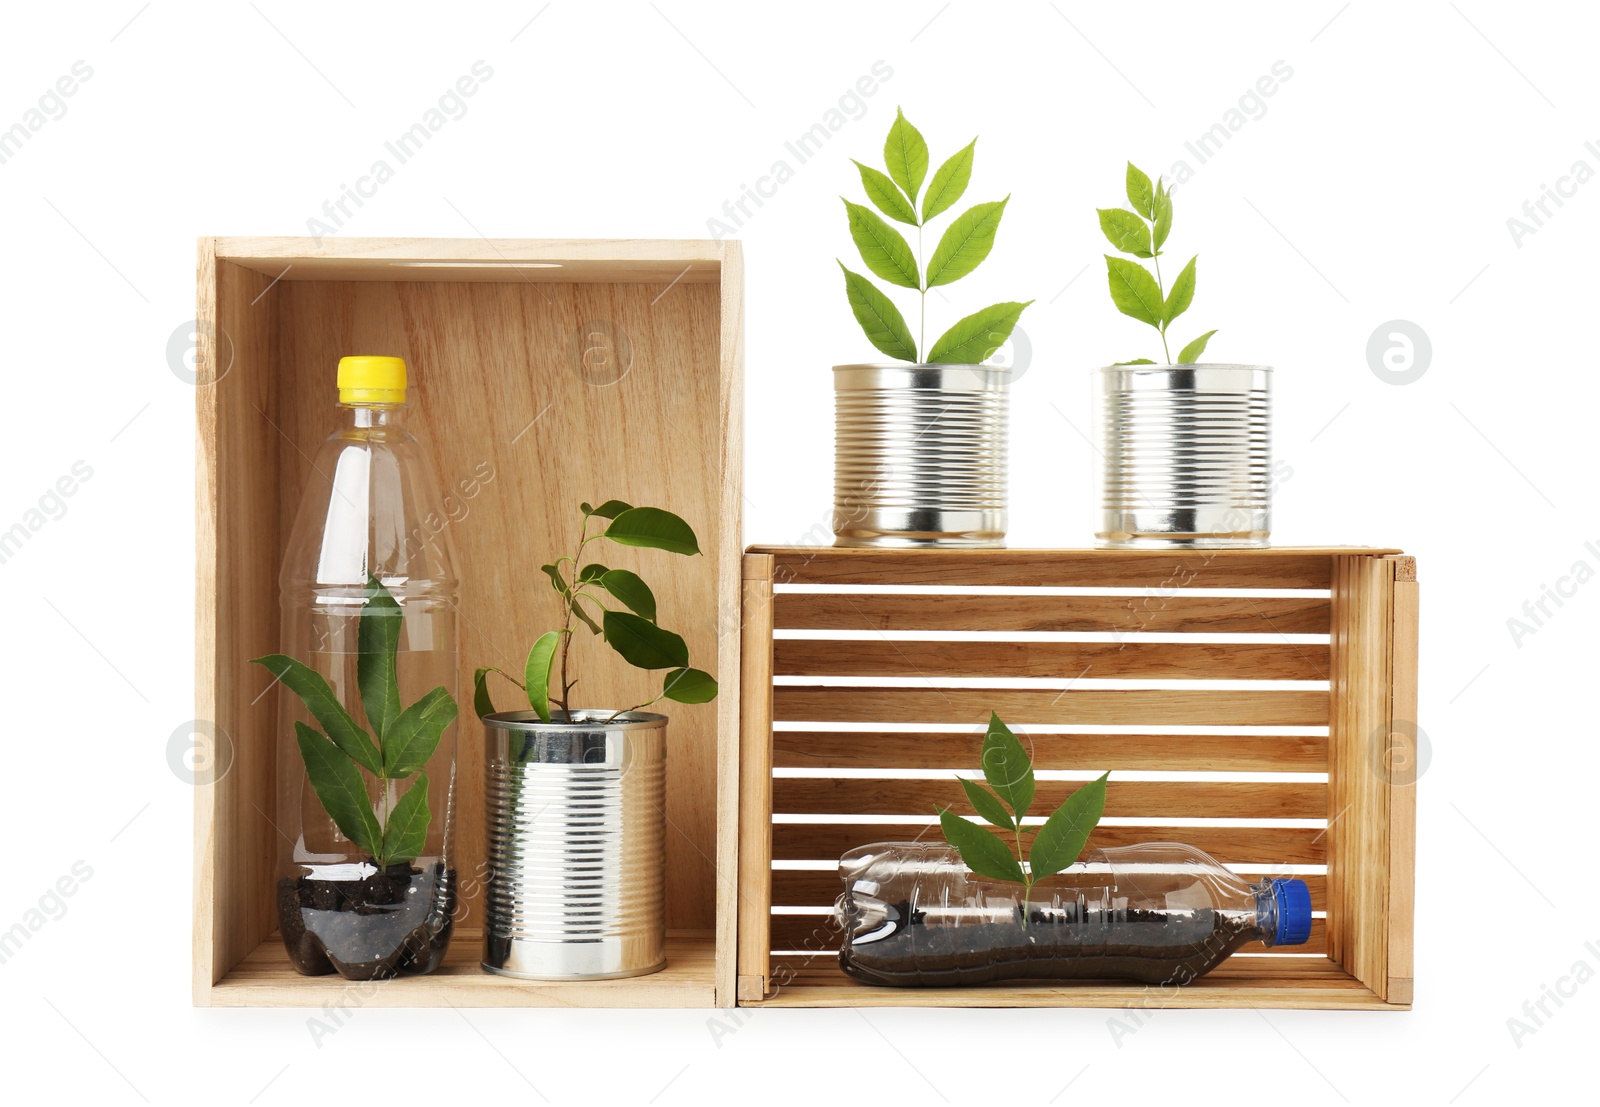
[1387,572,1419,1005]
[711,241,745,1008]
[196,253,282,1000]
[1327,555,1396,1000]
[737,554,775,1002]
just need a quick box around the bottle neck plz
[342,403,406,429]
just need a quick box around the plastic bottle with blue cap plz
[836,840,1315,987]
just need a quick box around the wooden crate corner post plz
[1327,553,1419,1007]
[736,552,776,1003]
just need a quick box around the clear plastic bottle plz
[836,841,1312,987]
[273,356,460,979]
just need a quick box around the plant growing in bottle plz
[252,575,459,980]
[473,500,717,718]
[840,107,1031,365]
[1099,161,1217,365]
[937,712,1109,920]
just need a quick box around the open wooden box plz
[736,547,1418,1009]
[193,237,743,1007]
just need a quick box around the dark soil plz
[277,862,456,980]
[839,901,1256,987]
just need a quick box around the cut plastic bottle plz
[836,841,1313,987]
[273,356,461,980]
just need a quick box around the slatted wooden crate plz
[736,547,1418,1009]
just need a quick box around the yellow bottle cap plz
[337,356,407,405]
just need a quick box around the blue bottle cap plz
[1271,878,1313,946]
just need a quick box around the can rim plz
[482,709,668,732]
[833,362,1011,372]
[1093,362,1274,373]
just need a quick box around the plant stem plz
[917,223,926,362]
[556,514,590,716]
[1151,250,1172,364]
[1013,822,1032,929]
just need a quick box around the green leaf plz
[1028,772,1109,882]
[1097,208,1152,258]
[357,575,403,742]
[839,263,917,362]
[1152,180,1173,251]
[382,686,457,778]
[1164,255,1197,327]
[938,808,1025,884]
[926,198,1009,288]
[604,507,701,555]
[598,569,657,622]
[603,611,689,670]
[958,776,1014,831]
[883,107,928,203]
[1104,256,1164,328]
[585,499,632,519]
[843,199,920,289]
[541,562,568,597]
[295,722,382,858]
[853,160,918,225]
[980,711,1035,821]
[379,773,430,867]
[1178,329,1218,364]
[524,631,562,722]
[922,139,975,222]
[473,667,497,719]
[252,654,381,777]
[570,598,603,636]
[578,563,609,583]
[662,667,718,704]
[1125,162,1155,218]
[1117,358,1158,365]
[926,301,1032,364]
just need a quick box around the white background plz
[1,1,1594,1102]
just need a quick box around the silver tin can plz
[1094,364,1272,549]
[832,363,1009,548]
[480,709,667,980]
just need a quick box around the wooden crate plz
[194,237,744,1007]
[736,547,1418,1009]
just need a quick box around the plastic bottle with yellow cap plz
[270,355,462,978]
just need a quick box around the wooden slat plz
[774,592,1330,634]
[736,555,775,998]
[756,548,1352,589]
[773,731,1329,772]
[770,914,1329,957]
[211,930,717,1008]
[1326,555,1395,1001]
[773,687,1329,727]
[772,823,1328,863]
[773,640,1329,680]
[755,955,1397,1010]
[711,241,746,1008]
[774,778,1325,819]
[773,869,1328,911]
[1386,570,1419,1005]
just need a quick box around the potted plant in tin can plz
[1093,162,1273,548]
[472,499,716,980]
[832,108,1033,548]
